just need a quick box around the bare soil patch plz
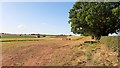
[2,36,118,66]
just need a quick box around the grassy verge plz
[100,36,120,52]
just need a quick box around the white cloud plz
[17,25,24,29]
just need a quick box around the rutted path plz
[2,38,82,66]
[2,37,118,66]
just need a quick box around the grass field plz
[1,35,119,66]
[1,34,35,38]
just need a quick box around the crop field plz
[1,34,35,38]
[1,36,119,66]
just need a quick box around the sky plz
[0,0,76,2]
[1,2,75,35]
[0,2,119,36]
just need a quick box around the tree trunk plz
[91,36,94,39]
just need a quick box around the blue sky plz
[1,2,75,35]
[1,2,119,36]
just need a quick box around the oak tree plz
[69,2,120,40]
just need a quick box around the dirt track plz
[2,37,118,66]
[2,37,85,66]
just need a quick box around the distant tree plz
[69,2,120,40]
[0,36,1,38]
[31,34,35,35]
[81,33,89,36]
[37,34,40,38]
[43,35,46,37]
[60,34,64,36]
[19,34,22,36]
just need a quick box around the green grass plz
[92,45,97,49]
[1,35,35,38]
[0,39,40,42]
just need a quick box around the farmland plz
[1,34,119,66]
[1,2,120,67]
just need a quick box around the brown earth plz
[1,36,118,66]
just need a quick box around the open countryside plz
[1,1,120,67]
[1,33,119,66]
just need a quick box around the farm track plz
[2,37,82,66]
[2,37,118,66]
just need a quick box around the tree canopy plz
[69,2,120,40]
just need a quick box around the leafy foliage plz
[69,2,120,40]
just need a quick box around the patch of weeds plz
[82,43,90,47]
[93,60,100,65]
[100,36,119,52]
[73,37,84,41]
[91,45,97,49]
[111,47,118,52]
[86,51,92,60]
